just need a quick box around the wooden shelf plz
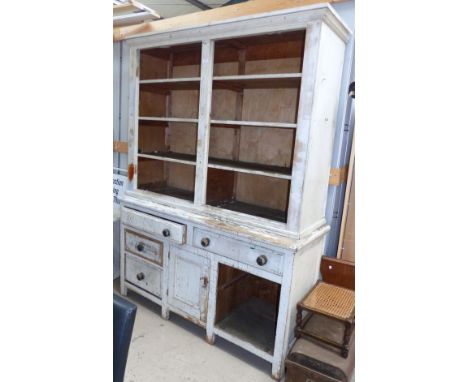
[213,73,301,90]
[139,77,200,91]
[139,152,291,179]
[211,119,296,129]
[139,184,194,201]
[210,200,287,223]
[138,152,196,166]
[139,117,198,124]
[208,157,292,180]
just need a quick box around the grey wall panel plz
[114,41,122,170]
[324,2,355,257]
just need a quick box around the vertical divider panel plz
[125,44,140,192]
[194,40,215,205]
[286,22,322,231]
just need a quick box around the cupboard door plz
[168,247,210,323]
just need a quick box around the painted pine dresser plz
[118,4,350,379]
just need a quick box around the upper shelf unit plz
[126,7,350,230]
[136,31,307,219]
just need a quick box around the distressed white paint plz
[207,162,292,180]
[118,6,350,379]
[193,228,284,276]
[205,253,218,344]
[139,116,198,123]
[125,252,163,297]
[138,153,196,166]
[210,119,297,129]
[286,21,323,232]
[168,246,210,322]
[213,326,274,363]
[121,207,186,244]
[126,281,162,306]
[299,23,346,232]
[271,252,295,379]
[120,217,128,296]
[124,230,163,265]
[194,40,215,206]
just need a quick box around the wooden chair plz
[295,256,355,358]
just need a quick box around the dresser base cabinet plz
[118,4,350,379]
[120,203,327,379]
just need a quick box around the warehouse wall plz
[324,1,355,257]
[113,41,128,176]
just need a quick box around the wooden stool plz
[295,281,355,358]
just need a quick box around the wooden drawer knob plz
[162,229,171,237]
[136,272,145,281]
[200,237,210,247]
[136,242,144,252]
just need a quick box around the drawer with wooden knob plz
[125,253,162,297]
[193,228,283,275]
[121,207,186,244]
[124,229,163,266]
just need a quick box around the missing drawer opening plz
[215,263,280,355]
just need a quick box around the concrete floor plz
[115,280,354,382]
[115,280,274,382]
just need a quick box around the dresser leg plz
[120,280,127,296]
[205,333,215,345]
[161,307,170,320]
[271,358,285,381]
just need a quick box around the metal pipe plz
[184,0,211,10]
[113,167,128,173]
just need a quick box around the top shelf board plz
[139,77,200,91]
[213,73,301,90]
[139,73,301,92]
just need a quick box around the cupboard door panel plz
[168,247,210,322]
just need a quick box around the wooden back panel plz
[320,256,355,291]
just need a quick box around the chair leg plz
[341,321,352,358]
[296,305,303,327]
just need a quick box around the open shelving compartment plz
[206,30,305,223]
[137,43,201,202]
[215,263,281,356]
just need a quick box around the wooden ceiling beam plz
[114,0,349,41]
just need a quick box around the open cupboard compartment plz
[137,42,201,201]
[215,263,281,355]
[206,30,305,222]
[137,159,196,201]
